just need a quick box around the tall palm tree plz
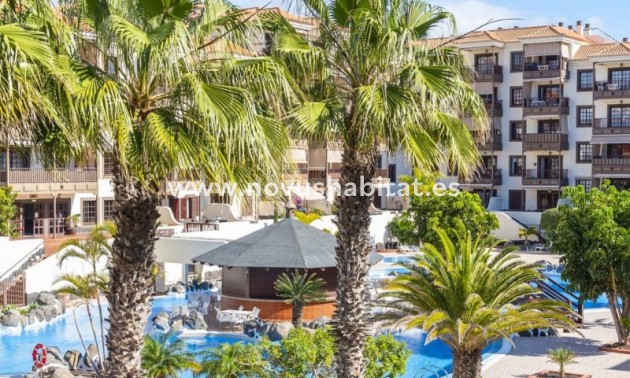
[197,342,269,378]
[55,273,110,373]
[56,1,296,375]
[141,331,200,378]
[379,230,576,378]
[57,222,116,362]
[266,1,487,375]
[274,270,327,327]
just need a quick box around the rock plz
[0,309,21,327]
[20,315,29,327]
[35,292,58,307]
[171,319,184,332]
[40,367,74,378]
[40,305,60,321]
[31,308,46,322]
[154,318,170,332]
[28,312,40,325]
[184,310,207,330]
[45,346,67,366]
[267,322,294,341]
[64,350,82,370]
[23,373,34,378]
[308,316,331,329]
[156,311,170,321]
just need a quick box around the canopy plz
[192,218,382,269]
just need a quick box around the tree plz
[548,183,630,345]
[141,331,201,378]
[274,270,327,327]
[57,222,116,362]
[540,208,561,235]
[198,342,269,378]
[388,176,498,246]
[519,226,538,245]
[58,1,295,375]
[379,230,575,378]
[547,347,577,378]
[363,334,410,378]
[268,2,487,374]
[0,186,17,237]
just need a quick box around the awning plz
[591,135,630,144]
[290,149,307,163]
[473,82,494,95]
[327,149,343,163]
[524,42,560,57]
[291,185,326,201]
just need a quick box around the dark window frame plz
[82,200,97,225]
[576,142,593,163]
[509,155,525,176]
[509,121,523,141]
[510,51,524,72]
[104,200,115,222]
[577,69,594,91]
[510,86,523,107]
[576,106,593,127]
[575,177,592,192]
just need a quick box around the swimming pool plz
[542,271,611,309]
[381,256,416,264]
[0,296,507,376]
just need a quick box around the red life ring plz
[32,343,47,369]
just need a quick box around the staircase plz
[535,276,584,325]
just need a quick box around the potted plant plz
[66,214,81,235]
[528,348,591,378]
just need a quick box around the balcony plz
[593,81,630,100]
[522,133,569,151]
[484,99,503,117]
[477,138,503,151]
[522,169,569,187]
[0,168,97,184]
[475,64,503,83]
[593,118,630,135]
[523,97,569,117]
[592,157,630,176]
[523,61,566,81]
[462,169,502,187]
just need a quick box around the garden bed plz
[527,370,591,378]
[598,342,630,355]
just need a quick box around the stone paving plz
[484,310,630,378]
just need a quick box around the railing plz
[593,118,630,135]
[536,276,583,325]
[523,58,568,80]
[34,218,67,236]
[524,61,560,71]
[523,97,569,116]
[463,169,502,186]
[474,64,503,82]
[522,169,569,186]
[1,275,25,308]
[0,168,97,183]
[483,99,503,117]
[592,157,630,175]
[522,133,569,151]
[593,80,630,100]
[283,173,308,181]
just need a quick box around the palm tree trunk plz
[452,350,482,378]
[292,303,303,328]
[93,263,108,368]
[72,305,90,363]
[105,166,160,378]
[334,143,377,378]
[86,303,104,373]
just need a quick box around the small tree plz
[141,331,200,378]
[519,226,538,245]
[293,211,321,225]
[547,348,577,378]
[198,343,268,378]
[0,186,17,237]
[274,270,327,327]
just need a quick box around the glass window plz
[104,200,115,221]
[538,120,560,134]
[578,70,593,91]
[10,150,30,169]
[509,156,524,176]
[0,154,4,170]
[608,144,630,158]
[575,178,592,192]
[82,200,96,224]
[577,106,593,126]
[537,85,560,103]
[475,54,496,74]
[511,52,524,72]
[577,142,592,163]
[609,106,630,128]
[610,68,630,90]
[509,121,523,141]
[510,87,523,107]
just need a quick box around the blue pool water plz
[381,256,416,264]
[542,271,611,309]
[0,296,505,376]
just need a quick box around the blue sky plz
[231,0,629,42]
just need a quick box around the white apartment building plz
[438,21,630,217]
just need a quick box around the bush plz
[540,208,560,234]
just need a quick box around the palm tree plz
[266,1,487,375]
[293,211,321,225]
[197,342,269,378]
[57,222,116,362]
[519,226,538,247]
[379,230,576,378]
[141,331,200,378]
[274,270,327,327]
[548,348,577,378]
[55,273,110,373]
[56,1,295,375]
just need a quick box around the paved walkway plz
[484,310,630,378]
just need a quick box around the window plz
[577,106,593,127]
[538,120,560,134]
[576,142,593,163]
[10,150,30,169]
[610,68,630,90]
[82,200,96,224]
[510,51,524,72]
[388,164,396,183]
[575,178,592,192]
[509,121,523,141]
[537,85,560,103]
[474,53,497,74]
[0,154,4,170]
[577,70,593,91]
[608,144,630,158]
[609,105,630,128]
[104,200,115,221]
[510,87,523,107]
[509,156,524,176]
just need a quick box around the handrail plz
[535,277,584,324]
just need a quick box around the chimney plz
[558,22,564,27]
[568,25,573,30]
[576,20,583,35]
[514,26,519,29]
[498,27,503,30]
[624,37,629,43]
[584,23,591,37]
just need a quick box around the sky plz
[231,0,630,42]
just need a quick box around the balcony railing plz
[593,118,630,135]
[463,169,502,186]
[0,168,97,183]
[475,64,503,82]
[522,169,568,186]
[593,80,630,100]
[592,157,630,175]
[483,99,503,117]
[477,137,503,151]
[522,133,569,151]
[523,59,567,80]
[523,97,569,117]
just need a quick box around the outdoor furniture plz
[607,83,619,91]
[184,221,219,233]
